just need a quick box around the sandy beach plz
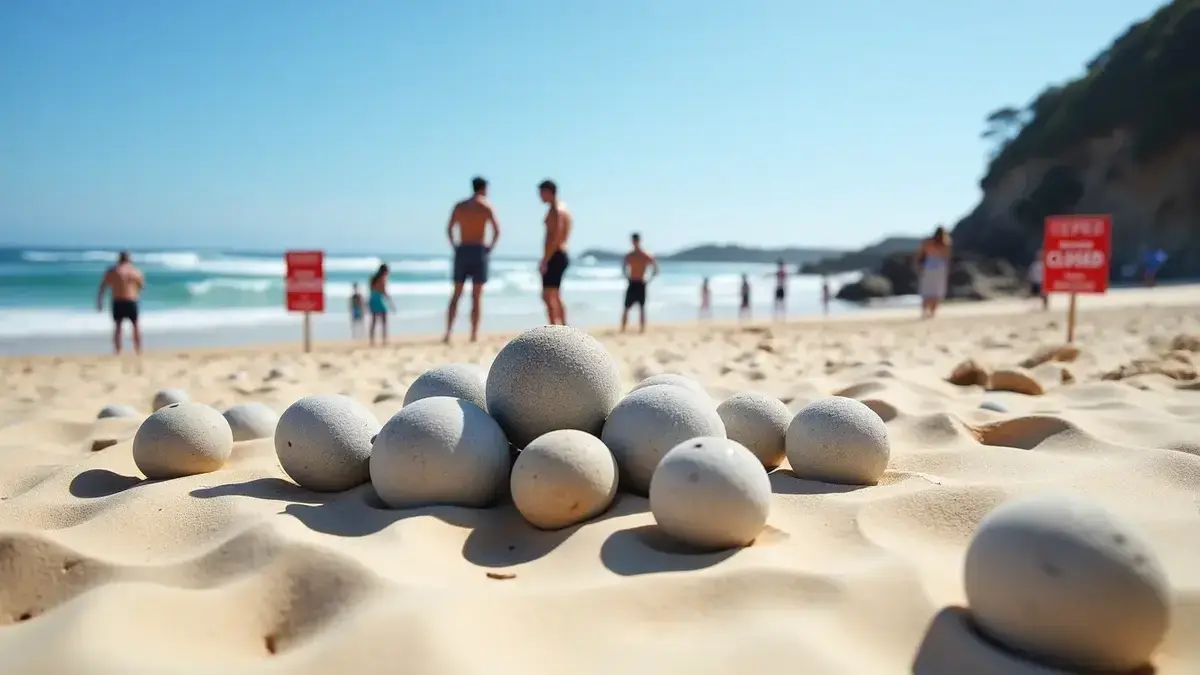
[2,285,1199,675]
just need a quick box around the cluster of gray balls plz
[103,324,1173,672]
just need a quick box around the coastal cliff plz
[954,0,1200,277]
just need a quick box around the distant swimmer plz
[445,176,501,343]
[699,277,712,319]
[772,258,788,320]
[739,274,751,320]
[916,225,952,319]
[368,263,395,347]
[621,232,659,334]
[538,179,572,325]
[350,283,365,338]
[96,251,145,355]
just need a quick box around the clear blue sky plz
[0,0,1163,256]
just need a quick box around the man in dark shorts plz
[96,251,146,355]
[772,258,788,320]
[621,233,659,333]
[445,176,501,343]
[538,179,572,325]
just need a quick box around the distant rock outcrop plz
[835,250,1025,304]
[580,244,843,266]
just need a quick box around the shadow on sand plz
[69,469,142,498]
[768,469,871,496]
[910,606,1157,675]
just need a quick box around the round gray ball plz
[152,388,190,411]
[274,395,380,492]
[403,363,487,410]
[223,402,279,442]
[631,373,709,399]
[964,494,1170,672]
[371,396,510,509]
[717,392,791,470]
[785,396,889,485]
[98,403,142,419]
[132,402,233,480]
[485,325,622,448]
[600,384,726,495]
[649,436,771,550]
[511,429,618,530]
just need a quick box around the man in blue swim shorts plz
[444,176,501,343]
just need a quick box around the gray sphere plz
[717,392,791,470]
[403,363,487,410]
[511,429,618,530]
[650,437,771,550]
[152,388,190,411]
[98,403,141,419]
[370,396,510,509]
[631,373,709,399]
[132,402,233,480]
[978,400,1009,413]
[223,402,279,442]
[965,494,1170,672]
[275,395,380,492]
[600,384,726,495]
[485,325,622,448]
[785,396,889,485]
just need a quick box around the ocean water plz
[0,247,861,354]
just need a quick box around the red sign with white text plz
[285,250,325,312]
[1043,215,1111,294]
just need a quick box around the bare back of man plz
[97,252,145,355]
[445,177,500,343]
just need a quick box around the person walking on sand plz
[772,258,788,320]
[739,274,751,320]
[96,251,145,355]
[915,226,952,319]
[538,179,572,325]
[620,232,659,334]
[1028,250,1048,311]
[821,275,831,316]
[349,283,365,338]
[368,264,395,346]
[444,176,501,343]
[699,277,712,319]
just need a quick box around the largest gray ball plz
[371,396,510,509]
[786,396,889,485]
[403,363,487,410]
[485,325,622,448]
[600,384,726,495]
[274,395,380,492]
[964,494,1170,672]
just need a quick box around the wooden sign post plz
[1042,215,1112,344]
[285,250,325,353]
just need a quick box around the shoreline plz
[3,283,1196,362]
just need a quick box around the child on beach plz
[350,283,365,338]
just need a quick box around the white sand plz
[1,285,1199,674]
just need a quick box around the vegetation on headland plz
[979,0,1199,190]
[580,244,843,266]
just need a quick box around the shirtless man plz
[96,251,145,355]
[538,179,572,325]
[621,232,659,333]
[445,176,501,343]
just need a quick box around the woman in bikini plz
[916,226,952,320]
[368,263,395,346]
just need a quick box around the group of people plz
[697,260,828,322]
[349,177,630,345]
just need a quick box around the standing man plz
[772,258,788,320]
[538,179,572,325]
[621,232,659,333]
[96,251,145,355]
[445,176,501,343]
